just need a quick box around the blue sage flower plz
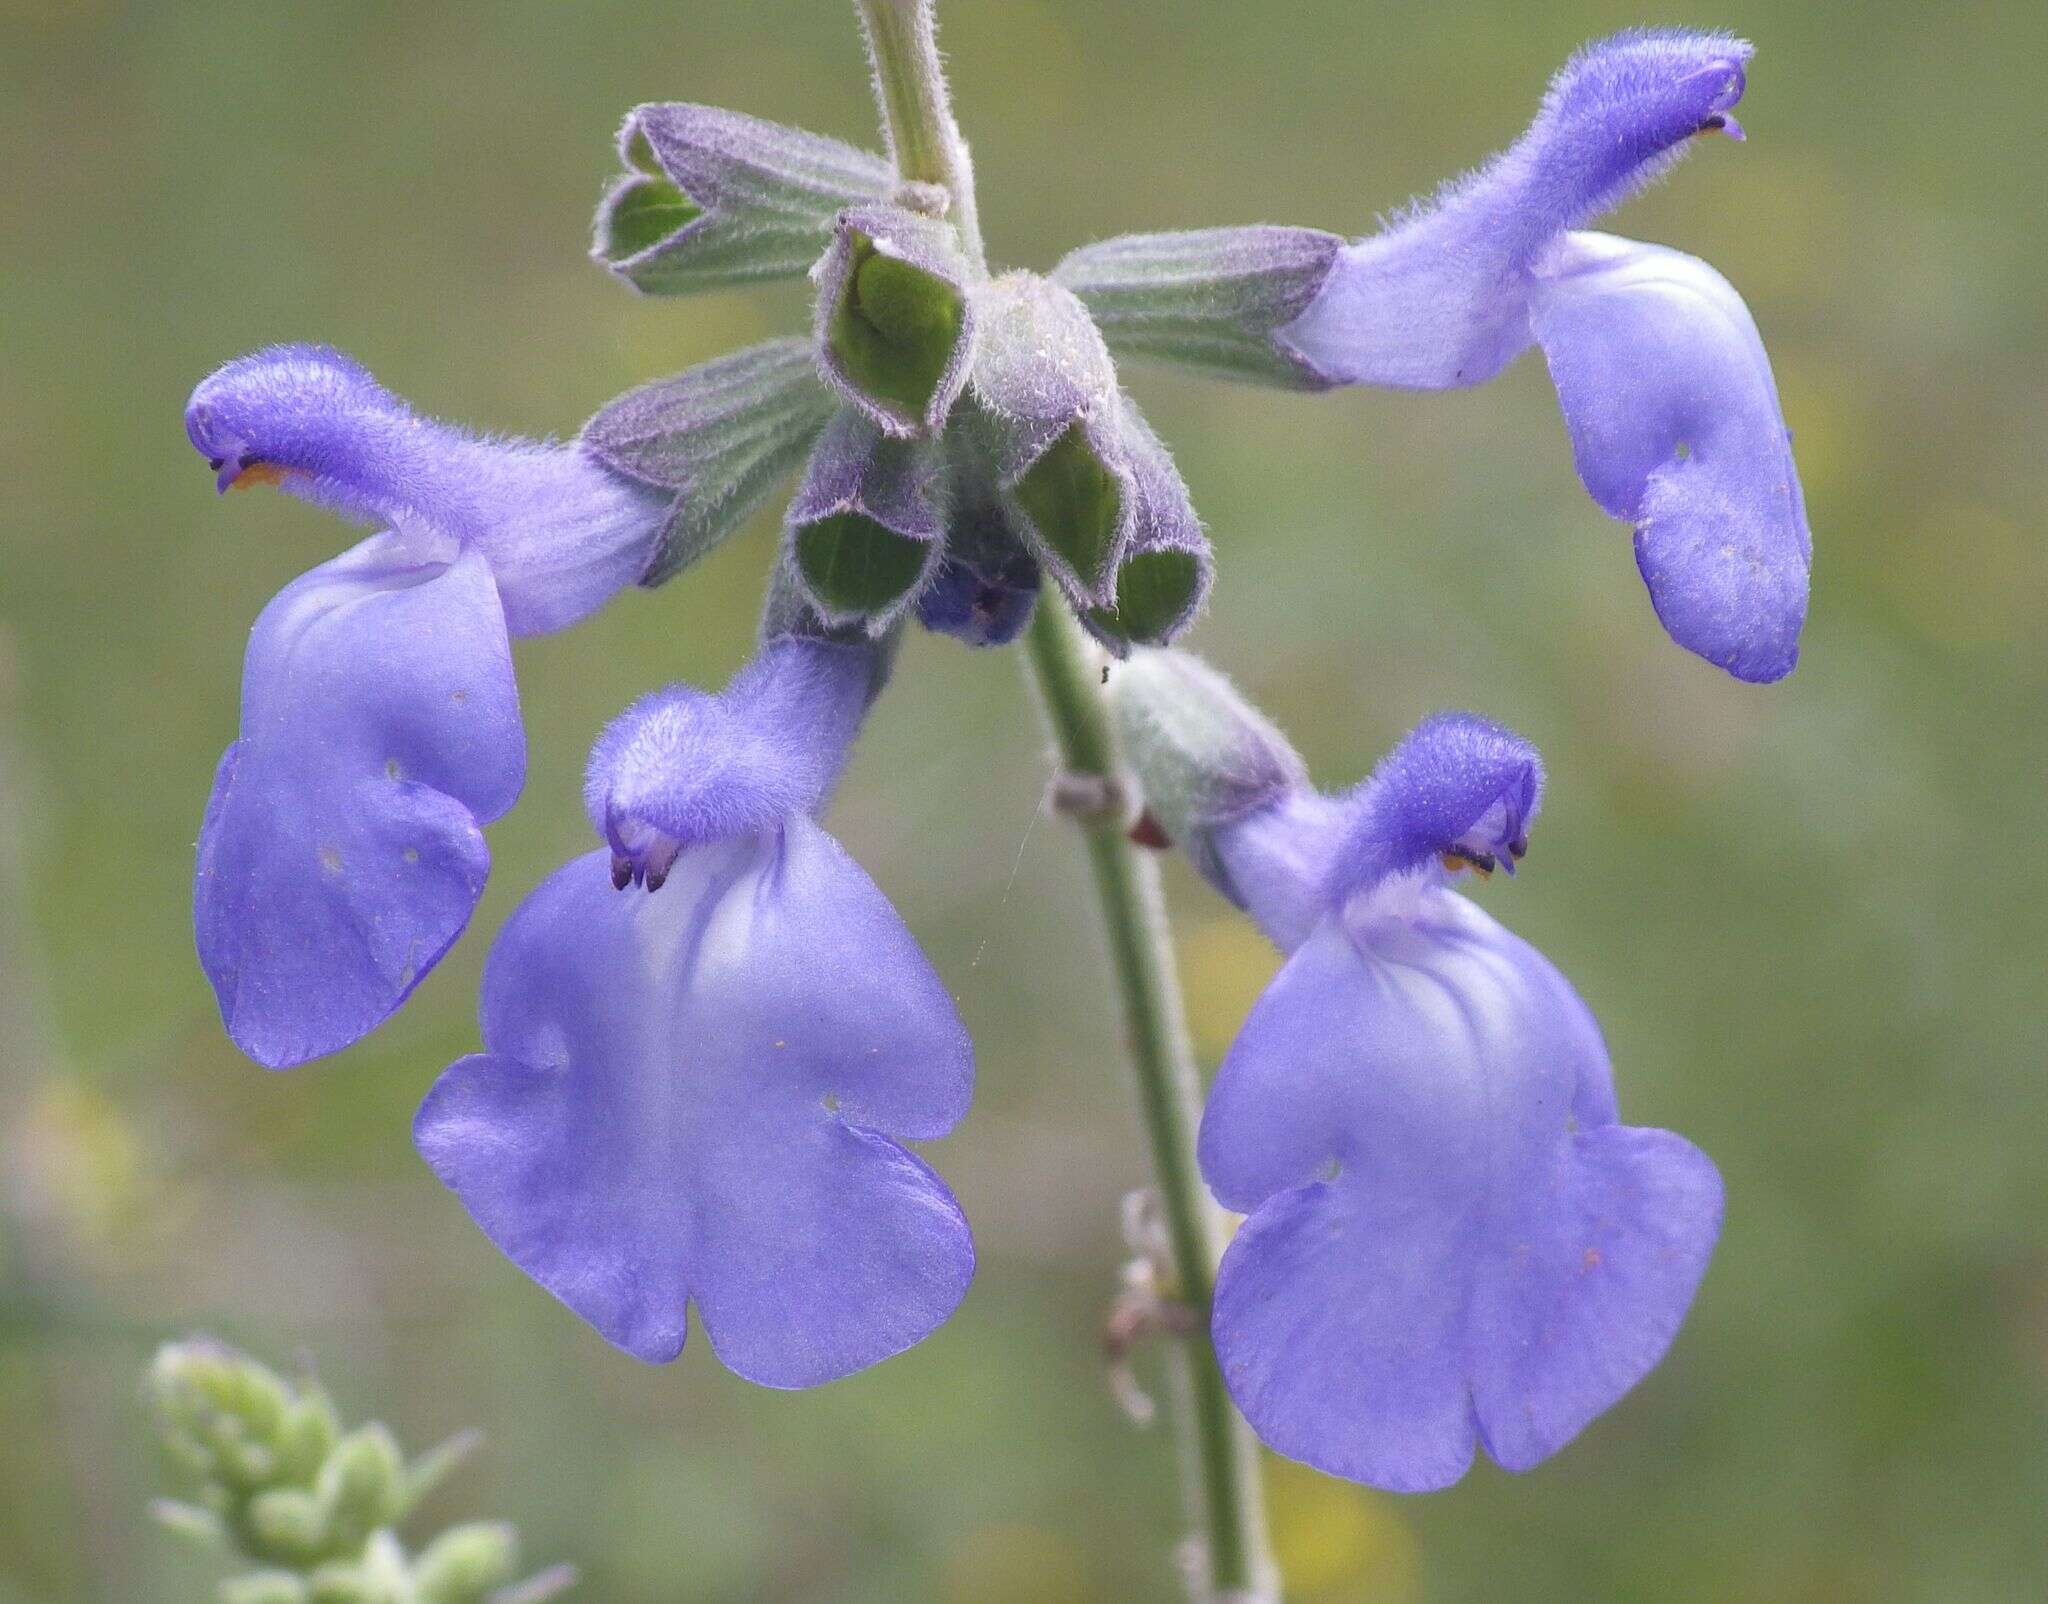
[413,632,975,1384]
[1282,30,1809,682]
[1063,31,1811,683]
[186,345,668,1068]
[1110,656,1721,1490]
[1207,714,1720,1489]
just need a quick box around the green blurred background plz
[3,0,2044,1598]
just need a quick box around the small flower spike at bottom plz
[414,629,975,1386]
[1112,654,1722,1491]
[185,346,669,1069]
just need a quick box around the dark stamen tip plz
[643,866,668,892]
[610,856,634,891]
[1128,810,1172,851]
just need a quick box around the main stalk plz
[852,3,1275,1596]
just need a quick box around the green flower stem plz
[854,7,1276,1593]
[853,0,986,272]
[1024,601,1274,1599]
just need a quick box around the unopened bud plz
[413,1522,520,1604]
[220,1572,310,1604]
[1108,649,1307,873]
[245,1487,328,1567]
[915,454,1041,647]
[314,1425,409,1555]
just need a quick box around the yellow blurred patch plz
[1265,1456,1421,1602]
[1770,353,1868,514]
[940,1521,1096,1604]
[3,1078,145,1250]
[1176,914,1282,1061]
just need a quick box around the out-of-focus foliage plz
[147,1338,570,1603]
[1,1,2043,1599]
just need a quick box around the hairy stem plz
[854,0,986,271]
[1024,602,1274,1599]
[854,7,1275,1593]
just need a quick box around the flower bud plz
[582,338,838,587]
[785,409,946,628]
[595,104,895,294]
[1054,226,1344,389]
[412,1522,520,1604]
[915,448,1040,647]
[245,1487,329,1566]
[312,1425,409,1555]
[814,204,978,437]
[1109,648,1306,863]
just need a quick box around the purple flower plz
[1195,709,1721,1489]
[413,636,975,1383]
[186,345,667,1068]
[1277,31,1810,682]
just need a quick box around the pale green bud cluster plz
[148,1339,573,1604]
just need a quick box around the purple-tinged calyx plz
[785,410,947,630]
[1053,225,1346,390]
[1269,30,1809,683]
[595,103,896,295]
[583,636,875,892]
[964,273,1136,609]
[1078,402,1213,654]
[187,344,667,636]
[580,338,838,589]
[814,204,979,438]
